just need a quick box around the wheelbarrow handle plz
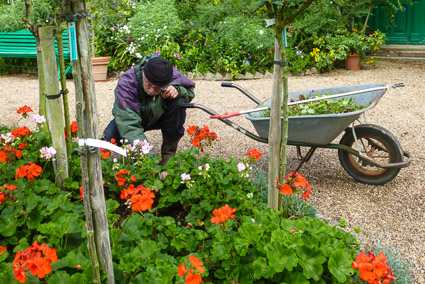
[211,112,240,119]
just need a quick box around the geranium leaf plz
[328,249,354,282]
[296,246,326,280]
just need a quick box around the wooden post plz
[55,28,73,169]
[39,26,69,187]
[70,0,114,282]
[267,38,282,210]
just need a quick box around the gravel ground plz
[1,59,424,282]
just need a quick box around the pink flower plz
[156,50,161,55]
[110,27,115,32]
[32,114,46,124]
[181,173,191,181]
[40,147,57,159]
[174,53,179,57]
[237,162,246,172]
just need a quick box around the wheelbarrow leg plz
[295,146,317,172]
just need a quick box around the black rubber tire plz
[338,124,403,185]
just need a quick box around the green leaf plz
[328,249,355,283]
[265,242,298,272]
[296,246,327,280]
[211,244,230,260]
[272,1,284,6]
[233,235,250,256]
[0,214,17,237]
[252,256,275,279]
[238,222,263,244]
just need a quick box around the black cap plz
[143,57,173,86]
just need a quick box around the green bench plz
[0,30,72,78]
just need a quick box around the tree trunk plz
[38,26,69,187]
[71,1,114,282]
[267,39,282,210]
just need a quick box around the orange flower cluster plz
[0,146,22,163]
[120,184,155,212]
[17,105,33,118]
[12,241,58,283]
[11,127,31,138]
[65,121,79,139]
[15,162,43,180]
[245,148,262,160]
[352,251,395,284]
[115,169,131,186]
[276,172,312,200]
[210,204,237,224]
[100,138,117,158]
[187,125,218,151]
[178,255,204,284]
[0,183,18,204]
[0,245,6,256]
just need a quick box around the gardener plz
[103,54,196,164]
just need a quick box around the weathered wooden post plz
[38,26,69,187]
[268,38,282,210]
[69,0,114,282]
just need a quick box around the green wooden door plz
[371,0,425,44]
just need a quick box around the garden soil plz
[1,59,424,282]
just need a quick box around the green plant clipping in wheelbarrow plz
[263,94,368,117]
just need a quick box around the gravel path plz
[1,59,424,282]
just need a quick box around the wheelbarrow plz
[182,83,412,185]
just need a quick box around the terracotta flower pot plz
[92,56,110,81]
[345,53,361,70]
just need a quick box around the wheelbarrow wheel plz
[338,124,403,185]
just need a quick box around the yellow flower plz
[371,42,375,45]
[378,36,382,39]
[313,41,317,45]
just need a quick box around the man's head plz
[143,57,173,86]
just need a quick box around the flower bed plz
[0,106,399,283]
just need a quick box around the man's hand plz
[161,86,179,99]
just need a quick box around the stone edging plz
[114,67,320,81]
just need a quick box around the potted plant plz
[336,26,386,70]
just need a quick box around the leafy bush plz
[0,0,56,32]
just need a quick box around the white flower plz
[205,163,210,171]
[32,114,46,124]
[181,173,191,182]
[163,26,167,29]
[123,25,128,30]
[40,146,56,159]
[237,162,246,172]
[136,53,142,58]
[247,192,253,199]
[259,30,264,35]
[198,165,203,170]
[1,132,15,144]
[141,140,154,155]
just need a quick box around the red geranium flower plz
[210,204,236,224]
[17,105,33,118]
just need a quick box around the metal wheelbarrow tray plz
[183,83,411,185]
[247,83,386,145]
